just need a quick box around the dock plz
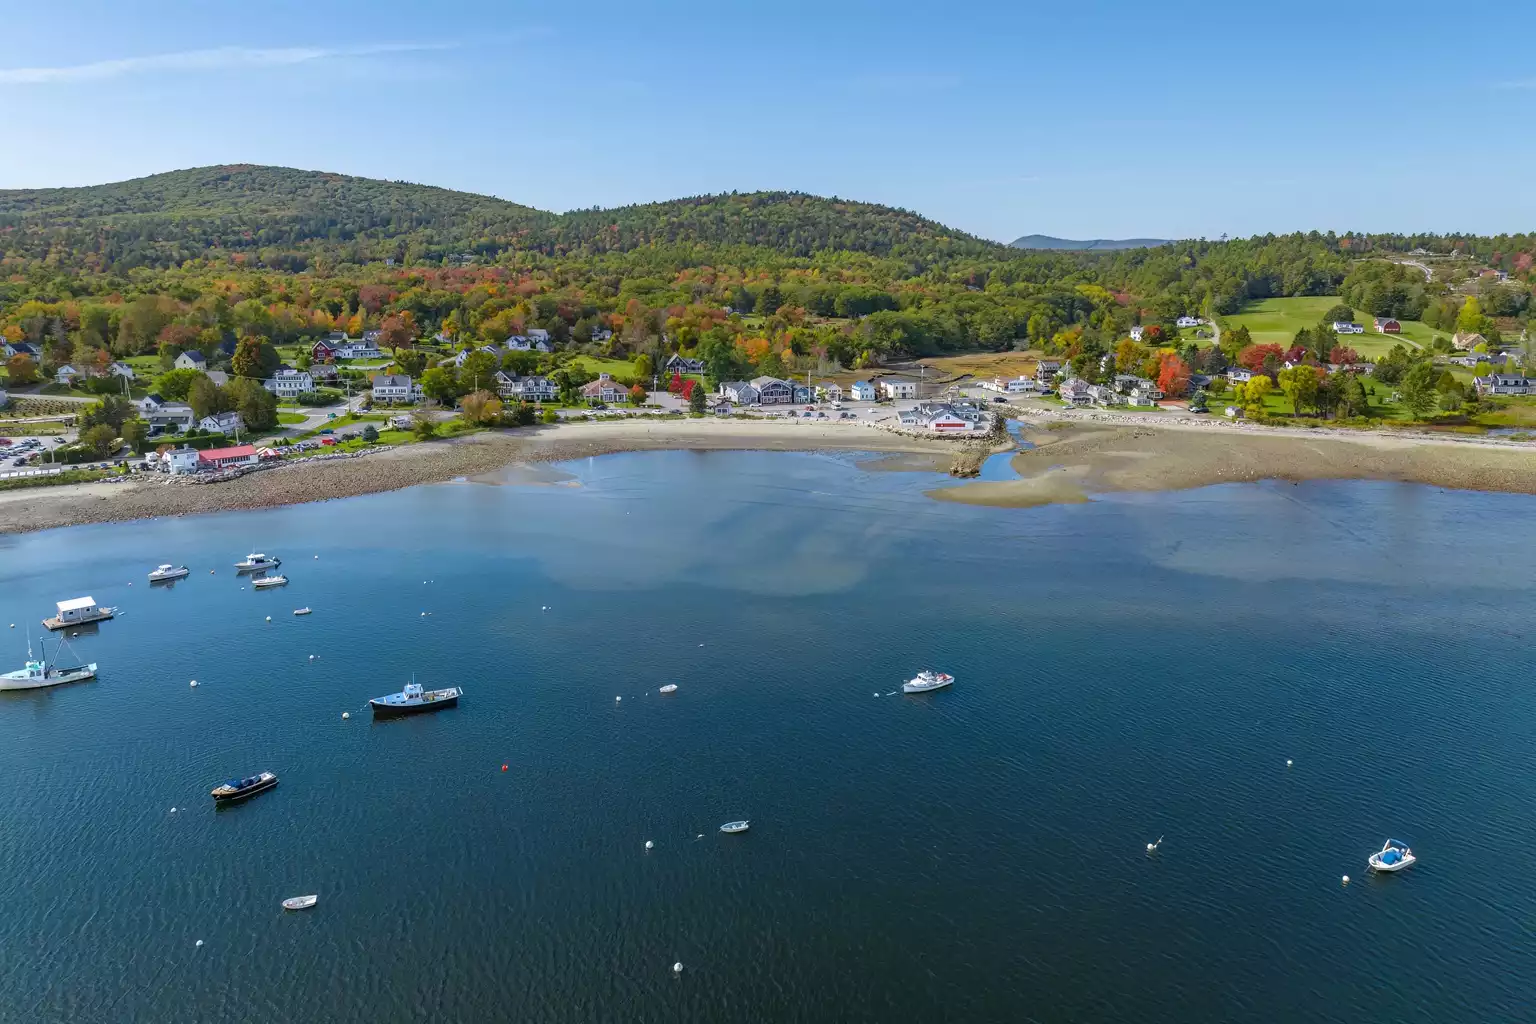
[43,597,115,631]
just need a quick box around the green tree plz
[1241,375,1273,414]
[231,336,279,381]
[412,414,438,440]
[420,367,461,405]
[457,351,498,393]
[633,352,653,381]
[1456,296,1486,335]
[121,418,150,453]
[689,382,707,414]
[1322,303,1355,324]
[187,376,230,420]
[154,367,208,401]
[1276,365,1319,416]
[361,424,379,442]
[226,377,278,431]
[79,395,134,431]
[394,349,429,378]
[1338,373,1370,418]
[1398,361,1439,420]
[80,423,118,456]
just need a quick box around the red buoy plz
[501,764,508,772]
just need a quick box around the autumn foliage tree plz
[629,383,647,405]
[1328,345,1360,365]
[459,389,503,425]
[668,372,684,395]
[378,314,414,353]
[6,354,39,385]
[1156,352,1191,397]
[680,378,697,400]
[1237,343,1285,374]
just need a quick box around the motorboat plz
[1367,839,1417,873]
[252,575,289,589]
[902,670,954,694]
[0,633,97,691]
[720,821,750,833]
[282,895,318,911]
[370,680,462,718]
[148,564,190,582]
[235,553,281,572]
[293,607,312,616]
[211,771,279,802]
[659,684,678,694]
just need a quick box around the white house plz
[370,374,419,403]
[1176,316,1205,329]
[897,402,989,433]
[146,403,195,435]
[503,336,551,353]
[174,351,207,371]
[751,376,796,404]
[108,362,136,380]
[1129,326,1145,342]
[1087,383,1122,406]
[590,328,613,343]
[163,447,201,475]
[526,328,551,346]
[818,382,844,402]
[1332,321,1365,334]
[494,371,556,402]
[1058,378,1093,406]
[263,368,314,398]
[1035,360,1062,384]
[198,411,244,435]
[54,364,80,384]
[849,381,877,401]
[880,379,917,400]
[720,381,761,405]
[1474,373,1533,396]
[1227,368,1255,384]
[334,339,382,360]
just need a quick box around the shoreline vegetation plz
[6,411,1536,535]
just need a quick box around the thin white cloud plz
[0,42,452,85]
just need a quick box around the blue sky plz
[2,0,1532,242]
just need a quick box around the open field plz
[916,351,1041,381]
[567,355,640,381]
[1222,297,1444,357]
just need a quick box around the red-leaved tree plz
[1156,353,1191,398]
[1238,343,1285,373]
[680,378,697,400]
[1329,345,1360,365]
[668,372,684,395]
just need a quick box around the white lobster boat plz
[902,670,954,694]
[148,564,190,582]
[0,633,97,691]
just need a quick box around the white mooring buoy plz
[342,712,350,720]
[645,840,654,850]
[1287,759,1293,767]
[673,962,683,974]
[189,680,198,688]
[1341,875,1350,885]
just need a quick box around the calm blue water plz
[2,451,1535,1023]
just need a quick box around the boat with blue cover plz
[1367,838,1416,873]
[370,680,462,718]
[211,770,278,802]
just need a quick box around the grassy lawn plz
[1204,378,1406,420]
[277,413,307,425]
[1222,297,1446,358]
[0,469,108,491]
[567,355,640,381]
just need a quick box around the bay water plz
[2,450,1534,1022]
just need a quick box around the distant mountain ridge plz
[1010,234,1170,251]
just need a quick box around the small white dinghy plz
[293,607,312,616]
[252,575,288,589]
[720,820,750,833]
[1367,839,1416,873]
[282,895,318,911]
[659,684,678,694]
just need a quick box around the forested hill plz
[1011,234,1170,251]
[550,193,1000,259]
[0,166,1000,268]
